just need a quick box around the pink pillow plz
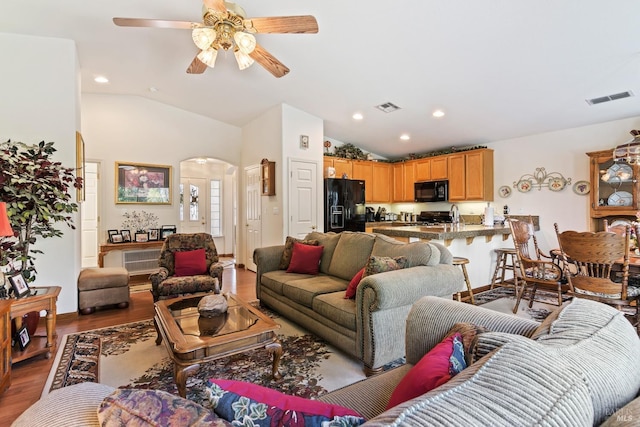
[344,267,366,299]
[385,334,458,409]
[207,379,364,426]
[174,248,207,276]
[286,242,324,275]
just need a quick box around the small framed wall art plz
[115,161,172,205]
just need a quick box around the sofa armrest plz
[355,264,465,371]
[403,296,541,365]
[253,245,285,299]
[149,267,169,296]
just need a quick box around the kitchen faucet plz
[450,204,460,224]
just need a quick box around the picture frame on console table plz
[9,273,30,299]
[121,229,132,242]
[135,232,149,243]
[148,228,160,241]
[115,161,172,205]
[161,225,177,240]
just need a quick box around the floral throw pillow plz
[206,379,365,427]
[362,255,408,278]
[279,236,319,270]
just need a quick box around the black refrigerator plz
[324,178,366,232]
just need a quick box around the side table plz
[0,300,10,395]
[10,286,61,364]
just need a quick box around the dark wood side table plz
[11,286,61,364]
[0,300,10,394]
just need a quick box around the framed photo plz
[15,325,30,350]
[108,229,119,243]
[9,273,30,299]
[115,161,172,205]
[111,234,124,243]
[148,228,160,241]
[135,232,149,243]
[121,229,132,242]
[161,225,177,240]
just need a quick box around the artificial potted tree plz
[0,140,82,286]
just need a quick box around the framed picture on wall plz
[115,161,172,205]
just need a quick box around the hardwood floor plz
[0,266,257,426]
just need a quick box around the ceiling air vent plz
[375,102,401,113]
[586,91,633,105]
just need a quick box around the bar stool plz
[452,256,475,305]
[490,248,519,291]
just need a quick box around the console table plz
[98,240,164,268]
[11,286,61,364]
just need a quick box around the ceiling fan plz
[113,0,318,78]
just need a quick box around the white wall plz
[82,94,242,246]
[0,33,80,313]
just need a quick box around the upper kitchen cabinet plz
[352,160,373,202]
[393,162,415,202]
[372,162,392,203]
[447,149,494,201]
[324,158,353,179]
[587,149,638,219]
[414,157,448,182]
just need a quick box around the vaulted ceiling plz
[3,1,640,158]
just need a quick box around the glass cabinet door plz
[588,149,638,219]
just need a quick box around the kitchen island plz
[372,216,540,293]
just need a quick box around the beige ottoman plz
[78,267,130,315]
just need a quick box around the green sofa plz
[253,231,465,374]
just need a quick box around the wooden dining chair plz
[554,224,639,333]
[508,217,566,314]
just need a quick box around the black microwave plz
[414,180,448,202]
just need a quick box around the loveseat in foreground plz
[13,296,640,426]
[253,231,465,374]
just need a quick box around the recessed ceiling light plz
[352,113,363,120]
[432,109,445,118]
[94,76,109,84]
[400,134,410,141]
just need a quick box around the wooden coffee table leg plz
[174,363,200,398]
[266,340,282,380]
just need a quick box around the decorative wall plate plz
[498,185,512,198]
[607,191,633,207]
[602,163,633,183]
[548,177,566,192]
[516,179,532,193]
[572,180,590,195]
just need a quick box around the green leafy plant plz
[0,140,82,282]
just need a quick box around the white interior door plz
[180,178,207,233]
[245,166,261,272]
[81,162,99,268]
[289,159,318,238]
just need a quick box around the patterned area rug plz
[43,288,556,408]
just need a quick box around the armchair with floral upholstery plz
[149,233,223,302]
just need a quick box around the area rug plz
[43,288,559,408]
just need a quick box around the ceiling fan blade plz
[113,17,196,30]
[244,16,318,34]
[203,0,227,13]
[186,55,207,74]
[249,44,290,78]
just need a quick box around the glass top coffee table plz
[154,293,281,397]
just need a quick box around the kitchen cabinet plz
[414,156,448,182]
[352,160,373,202]
[447,149,494,201]
[332,158,353,179]
[323,158,334,177]
[372,162,392,202]
[393,162,416,202]
[586,149,639,227]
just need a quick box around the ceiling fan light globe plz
[234,31,256,54]
[192,27,217,50]
[234,50,254,70]
[197,48,218,67]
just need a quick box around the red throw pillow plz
[385,334,458,409]
[174,248,207,276]
[344,267,366,299]
[286,242,324,275]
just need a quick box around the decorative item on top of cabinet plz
[260,159,275,196]
[512,167,571,192]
